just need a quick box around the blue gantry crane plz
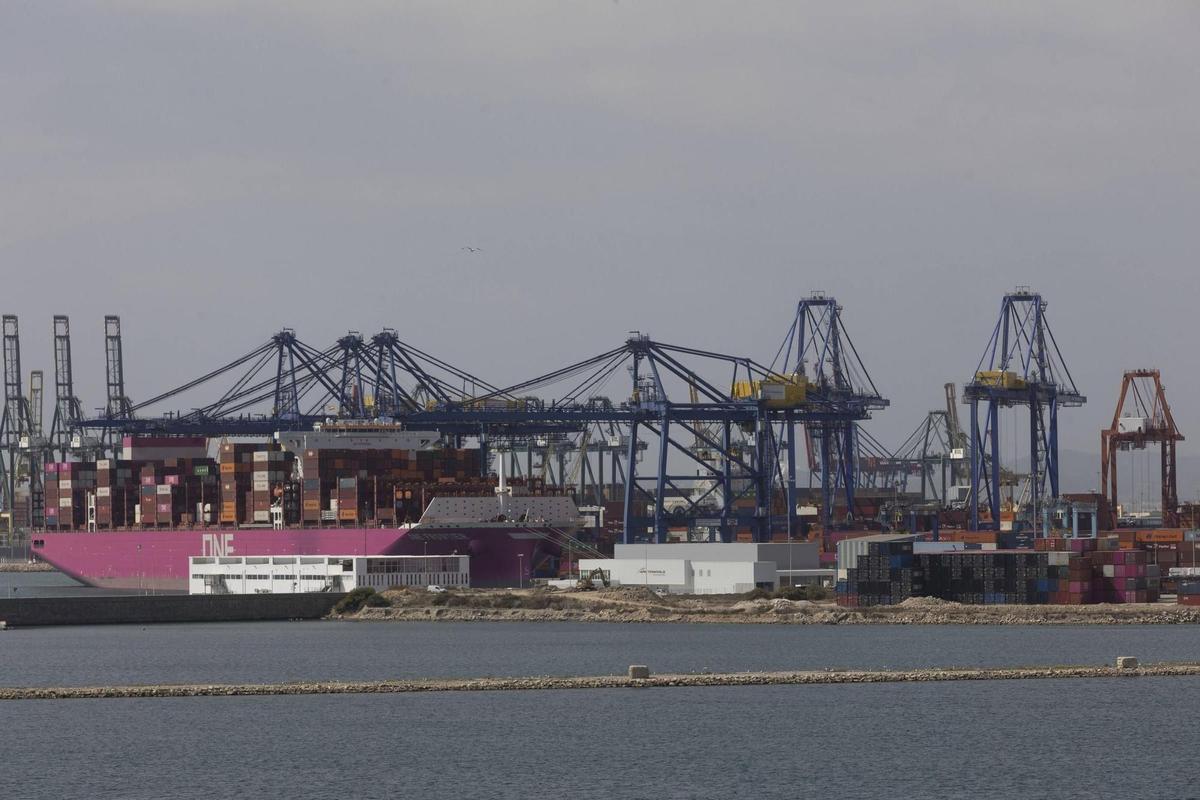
[963,288,1085,531]
[769,292,889,530]
[72,294,887,543]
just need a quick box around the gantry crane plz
[1100,369,1183,528]
[770,292,888,530]
[963,289,1085,531]
[49,315,92,460]
[1,315,41,525]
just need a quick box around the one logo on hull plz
[202,533,236,558]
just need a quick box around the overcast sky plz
[3,2,1198,492]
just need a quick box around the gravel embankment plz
[345,589,1200,625]
[7,663,1200,701]
[0,561,54,573]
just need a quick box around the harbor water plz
[4,571,1200,798]
[6,679,1200,799]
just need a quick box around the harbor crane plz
[1100,369,1183,528]
[770,293,888,530]
[963,289,1085,531]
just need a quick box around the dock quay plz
[0,592,346,628]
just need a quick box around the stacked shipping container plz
[36,439,552,531]
[95,459,138,527]
[43,462,95,529]
[219,441,256,524]
[138,458,218,526]
[298,447,481,525]
[1178,581,1200,607]
[837,536,1162,607]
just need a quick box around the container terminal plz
[2,289,1199,604]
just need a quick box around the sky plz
[2,2,1198,495]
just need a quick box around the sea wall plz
[5,663,1200,701]
[0,593,345,628]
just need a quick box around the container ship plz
[31,426,586,592]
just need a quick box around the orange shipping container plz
[1136,529,1185,543]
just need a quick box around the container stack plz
[336,476,358,523]
[95,459,138,528]
[1038,537,1161,603]
[250,449,292,524]
[1177,581,1200,606]
[1089,549,1159,603]
[838,547,1066,607]
[835,539,918,606]
[43,462,96,530]
[43,464,59,529]
[219,442,257,524]
[138,458,218,527]
[837,536,1162,607]
[297,447,481,526]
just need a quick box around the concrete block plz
[1116,656,1138,670]
[628,664,651,679]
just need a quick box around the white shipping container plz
[156,484,173,495]
[59,497,73,508]
[96,459,113,470]
[60,479,73,490]
[253,510,270,522]
[252,470,270,481]
[96,486,112,498]
[253,480,270,492]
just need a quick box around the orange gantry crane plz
[1100,369,1184,528]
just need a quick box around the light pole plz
[517,554,524,589]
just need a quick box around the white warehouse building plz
[573,542,830,594]
[577,556,777,595]
[188,554,470,595]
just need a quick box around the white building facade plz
[188,554,469,595]
[577,556,776,595]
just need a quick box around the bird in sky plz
[462,246,482,253]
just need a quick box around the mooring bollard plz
[628,665,650,679]
[1116,656,1138,670]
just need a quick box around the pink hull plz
[32,526,559,592]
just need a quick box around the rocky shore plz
[345,587,1200,625]
[7,663,1200,701]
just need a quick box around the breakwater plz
[6,663,1200,701]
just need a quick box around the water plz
[5,678,1199,800]
[4,615,1200,688]
[5,572,1200,797]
